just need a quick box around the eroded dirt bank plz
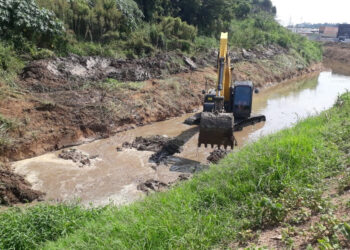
[1,47,321,163]
[0,163,43,205]
[323,42,350,76]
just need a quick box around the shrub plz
[0,42,24,83]
[0,0,64,47]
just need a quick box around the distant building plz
[319,26,339,38]
[338,24,350,38]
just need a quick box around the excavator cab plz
[231,81,253,120]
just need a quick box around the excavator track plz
[198,112,235,149]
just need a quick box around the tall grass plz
[1,94,349,249]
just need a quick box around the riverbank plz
[0,47,321,163]
[323,42,350,76]
[1,90,349,249]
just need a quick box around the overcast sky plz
[271,0,350,26]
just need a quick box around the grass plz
[0,42,24,87]
[0,204,105,249]
[1,93,350,249]
[0,114,19,149]
[87,79,146,92]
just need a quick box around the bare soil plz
[323,42,350,76]
[207,149,231,164]
[0,163,43,205]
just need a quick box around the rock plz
[242,49,251,59]
[184,113,201,125]
[184,57,198,70]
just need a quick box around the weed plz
[338,172,350,194]
[0,204,104,249]
[98,79,145,91]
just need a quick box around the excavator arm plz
[198,33,235,149]
[217,32,231,103]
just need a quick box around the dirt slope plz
[323,42,350,76]
[0,163,43,205]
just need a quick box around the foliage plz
[0,0,322,70]
[229,13,322,62]
[36,0,143,42]
[0,114,18,148]
[2,92,350,249]
[0,0,64,47]
[0,42,24,84]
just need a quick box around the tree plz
[0,0,64,46]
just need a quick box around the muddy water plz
[12,71,350,206]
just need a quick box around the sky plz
[271,0,350,26]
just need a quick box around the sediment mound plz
[124,135,172,152]
[59,149,97,168]
[207,149,231,164]
[124,135,184,164]
[0,164,44,205]
[137,179,169,194]
[149,139,184,164]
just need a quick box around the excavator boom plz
[198,33,235,149]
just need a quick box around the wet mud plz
[207,149,231,164]
[0,164,43,205]
[59,149,98,168]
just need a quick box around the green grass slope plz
[1,93,350,248]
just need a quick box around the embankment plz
[323,42,350,76]
[0,46,321,162]
[1,92,349,249]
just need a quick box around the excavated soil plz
[207,149,231,164]
[0,163,43,205]
[58,149,98,168]
[124,135,185,164]
[123,135,172,152]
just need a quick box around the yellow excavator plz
[198,32,266,149]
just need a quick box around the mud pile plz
[59,149,97,168]
[0,164,43,205]
[137,179,169,194]
[124,135,184,164]
[207,149,231,164]
[149,139,184,164]
[124,135,172,152]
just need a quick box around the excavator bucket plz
[198,112,235,149]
